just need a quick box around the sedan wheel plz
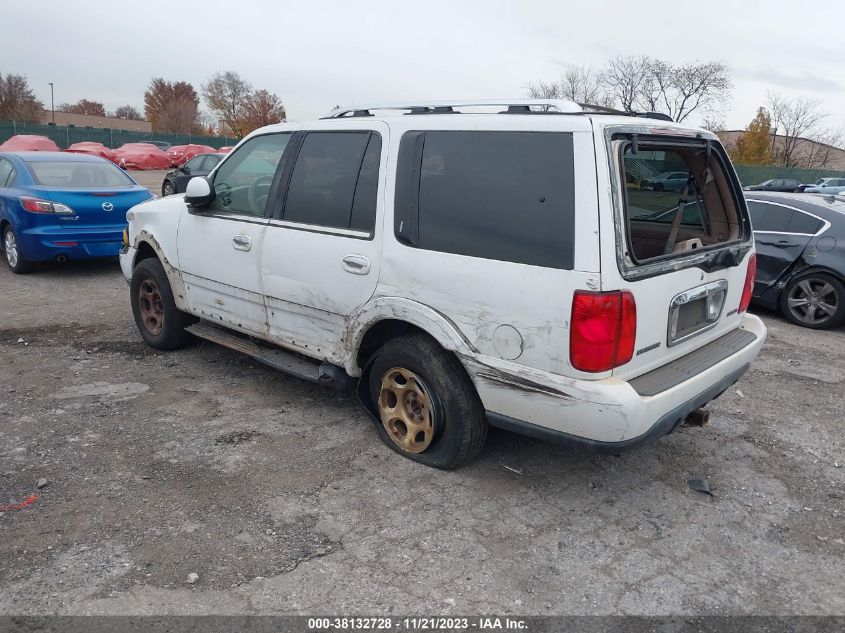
[4,229,18,268]
[162,180,175,196]
[782,274,845,329]
[3,226,33,274]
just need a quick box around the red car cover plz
[0,135,61,152]
[65,142,118,164]
[167,144,216,167]
[113,143,172,170]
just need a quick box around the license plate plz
[668,280,728,345]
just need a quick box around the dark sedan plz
[746,192,845,329]
[161,153,225,196]
[744,178,801,193]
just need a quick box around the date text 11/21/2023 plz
[307,616,528,630]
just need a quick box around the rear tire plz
[367,334,487,469]
[130,258,195,349]
[779,272,845,329]
[3,226,33,274]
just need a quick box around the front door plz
[260,124,387,362]
[177,132,293,335]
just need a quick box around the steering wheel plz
[248,175,275,214]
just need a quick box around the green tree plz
[732,107,773,165]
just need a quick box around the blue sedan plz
[0,152,153,273]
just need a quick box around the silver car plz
[803,177,845,194]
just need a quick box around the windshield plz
[28,161,135,187]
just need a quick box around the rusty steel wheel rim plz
[377,367,435,454]
[138,279,165,336]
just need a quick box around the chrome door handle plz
[232,234,251,251]
[342,254,371,275]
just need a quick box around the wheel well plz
[782,265,845,289]
[0,219,8,242]
[356,319,427,370]
[134,241,159,267]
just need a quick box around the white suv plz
[120,99,766,469]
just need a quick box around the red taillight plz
[570,290,637,373]
[20,196,54,213]
[19,196,74,215]
[739,253,756,313]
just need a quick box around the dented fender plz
[342,296,478,376]
[128,231,189,312]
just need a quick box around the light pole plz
[48,82,55,124]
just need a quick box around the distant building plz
[719,130,845,171]
[39,110,151,133]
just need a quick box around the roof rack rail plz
[579,103,674,122]
[322,99,583,119]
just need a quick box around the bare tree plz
[0,73,44,122]
[767,93,834,168]
[114,105,143,120]
[526,79,563,100]
[600,55,654,112]
[527,66,613,109]
[202,71,253,139]
[650,60,731,123]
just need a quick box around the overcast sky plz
[2,0,843,132]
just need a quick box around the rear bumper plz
[18,224,123,261]
[467,313,766,447]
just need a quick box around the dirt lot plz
[1,254,843,615]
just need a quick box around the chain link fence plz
[0,120,235,150]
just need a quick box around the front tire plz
[780,272,845,329]
[367,334,487,469]
[162,180,176,196]
[3,226,33,274]
[130,258,195,349]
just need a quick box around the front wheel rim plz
[377,367,435,453]
[787,278,838,325]
[5,231,18,268]
[163,182,174,195]
[138,279,165,335]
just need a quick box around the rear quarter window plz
[394,130,575,269]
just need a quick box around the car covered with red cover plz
[65,142,118,164]
[113,143,172,170]
[0,135,61,152]
[166,144,216,167]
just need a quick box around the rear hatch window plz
[618,138,749,266]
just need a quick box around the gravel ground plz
[0,259,843,616]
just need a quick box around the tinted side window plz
[787,211,823,234]
[284,132,374,230]
[747,201,793,232]
[396,131,575,269]
[0,159,12,187]
[210,133,291,217]
[349,134,381,232]
[184,156,206,171]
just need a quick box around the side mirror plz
[185,177,215,209]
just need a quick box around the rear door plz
[747,199,822,293]
[260,122,387,361]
